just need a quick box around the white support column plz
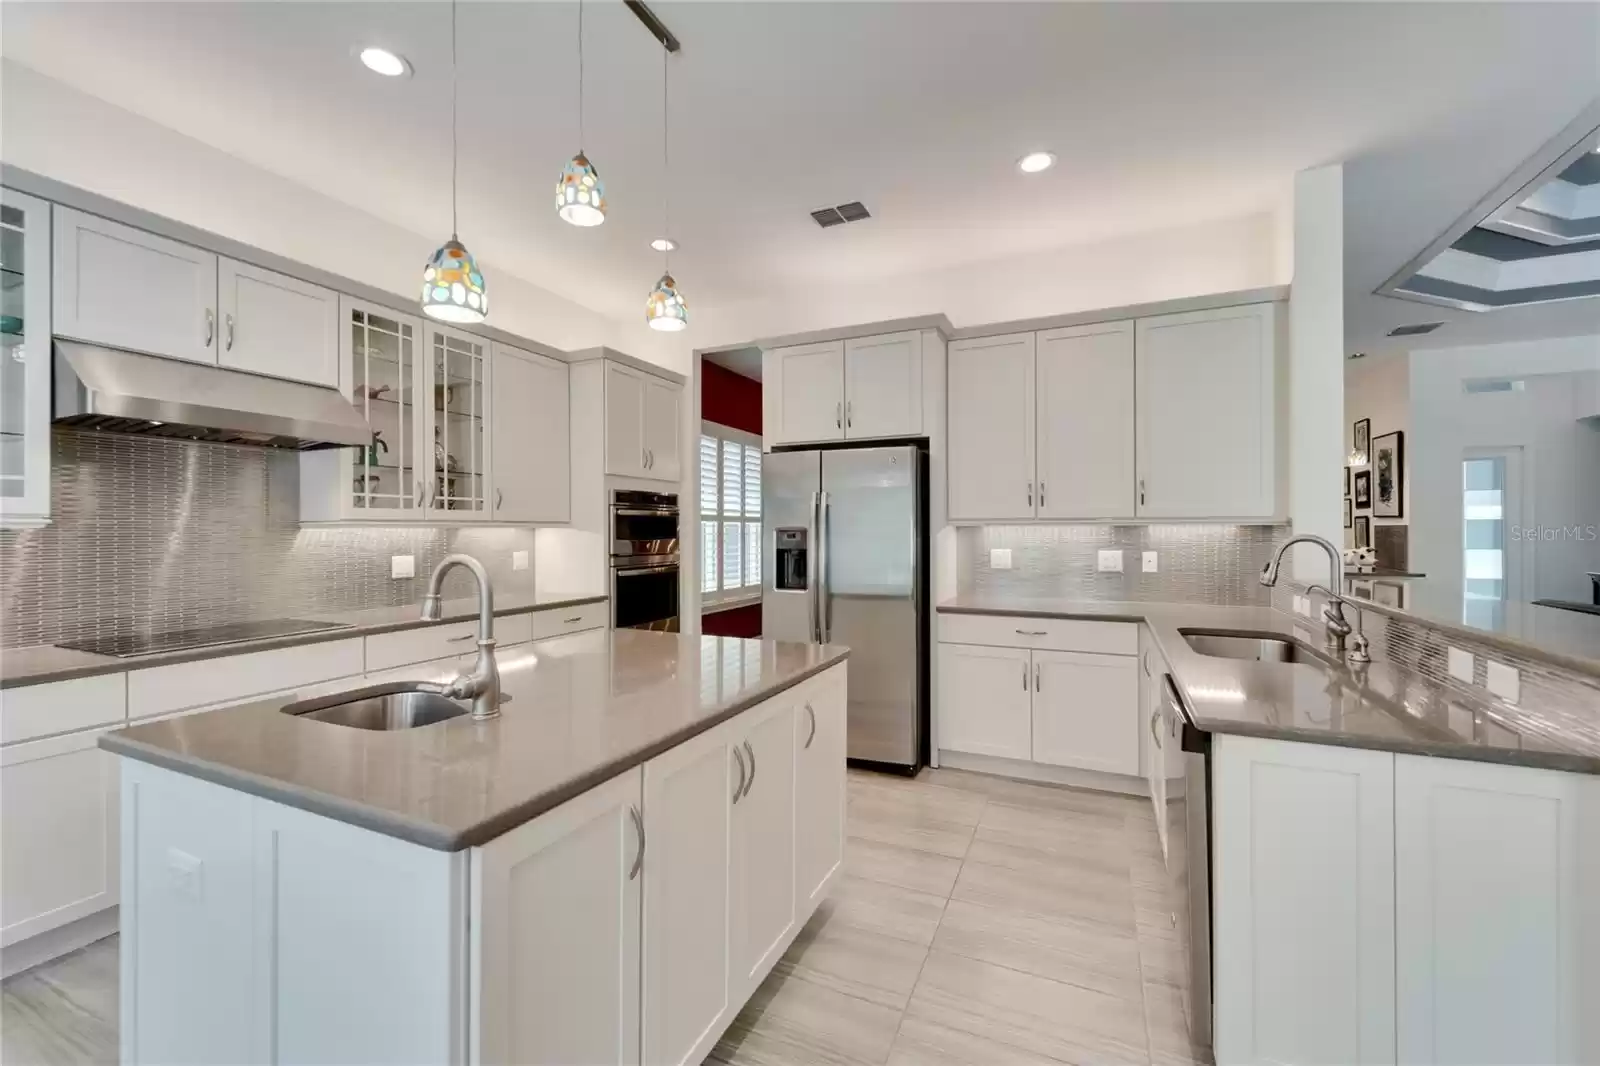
[1288,164,1346,582]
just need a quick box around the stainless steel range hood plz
[53,340,370,450]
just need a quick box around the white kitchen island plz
[103,630,849,1066]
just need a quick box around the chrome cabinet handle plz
[495,488,503,510]
[1150,710,1161,744]
[1139,478,1146,507]
[414,481,425,506]
[562,615,583,623]
[804,703,817,749]
[741,740,756,798]
[446,632,476,643]
[225,313,235,352]
[628,804,645,880]
[731,744,747,804]
[1035,663,1041,691]
[204,308,215,347]
[1142,650,1150,677]
[845,401,852,429]
[1039,481,1045,508]
[1022,663,1028,691]
[835,402,842,429]
[1014,629,1047,636]
[1027,482,1033,507]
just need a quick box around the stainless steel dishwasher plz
[1162,674,1212,1052]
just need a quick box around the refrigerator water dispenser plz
[774,528,809,590]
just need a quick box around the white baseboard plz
[938,750,1149,797]
[2,906,118,979]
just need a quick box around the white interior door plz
[216,258,339,386]
[947,332,1036,521]
[765,342,844,445]
[492,344,570,523]
[844,331,922,439]
[1461,446,1525,629]
[1035,322,1135,518]
[1029,650,1139,776]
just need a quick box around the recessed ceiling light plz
[650,237,677,252]
[358,46,411,78]
[1017,151,1055,174]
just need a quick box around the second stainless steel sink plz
[283,683,470,731]
[1179,628,1324,664]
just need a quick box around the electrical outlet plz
[166,848,204,901]
[1447,647,1474,684]
[1142,551,1158,573]
[512,550,530,572]
[989,548,1013,570]
[1293,594,1309,617]
[1486,661,1520,704]
[391,554,415,579]
[1097,550,1123,573]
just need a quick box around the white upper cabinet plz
[1035,322,1135,519]
[1029,649,1139,777]
[1136,303,1278,519]
[53,206,218,365]
[215,257,339,387]
[843,331,922,440]
[606,362,681,483]
[1,188,53,527]
[492,344,570,524]
[946,332,1036,522]
[424,325,491,518]
[764,341,845,446]
[642,375,683,483]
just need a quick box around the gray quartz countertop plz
[939,595,1600,775]
[0,592,607,689]
[101,630,849,850]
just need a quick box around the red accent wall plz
[702,603,762,638]
[702,360,762,436]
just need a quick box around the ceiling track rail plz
[625,0,681,52]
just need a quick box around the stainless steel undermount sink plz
[282,683,470,731]
[1179,628,1325,664]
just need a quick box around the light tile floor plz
[1,767,1207,1066]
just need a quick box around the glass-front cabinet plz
[300,298,496,523]
[0,189,52,527]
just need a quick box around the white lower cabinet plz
[1030,650,1138,776]
[474,768,643,1066]
[1394,754,1600,1066]
[1212,734,1397,1066]
[938,643,1033,760]
[794,671,847,912]
[729,699,797,1002]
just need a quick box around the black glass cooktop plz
[58,618,353,658]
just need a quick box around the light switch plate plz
[1142,551,1158,573]
[512,550,530,571]
[1447,647,1474,684]
[391,554,415,580]
[989,548,1013,570]
[166,848,204,900]
[1293,595,1309,617]
[1486,660,1520,704]
[1097,550,1124,573]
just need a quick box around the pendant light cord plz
[451,0,459,237]
[578,0,585,152]
[661,43,670,272]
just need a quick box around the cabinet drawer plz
[526,601,608,642]
[128,638,364,720]
[1,673,127,746]
[368,619,505,673]
[939,613,1136,656]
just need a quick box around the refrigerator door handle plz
[818,490,832,642]
[808,490,822,643]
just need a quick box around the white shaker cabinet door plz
[1212,735,1396,1066]
[794,668,847,914]
[641,717,736,1066]
[937,643,1032,760]
[215,258,339,387]
[52,206,218,365]
[1029,649,1139,777]
[844,331,922,440]
[641,376,683,482]
[1136,303,1277,519]
[1035,321,1135,519]
[1395,755,1600,1066]
[947,332,1036,521]
[729,699,797,1002]
[605,362,647,479]
[473,767,643,1066]
[1,728,119,946]
[764,341,845,446]
[491,344,570,523]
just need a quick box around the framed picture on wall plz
[1344,467,1351,498]
[1372,430,1405,518]
[1354,515,1371,549]
[1353,418,1371,460]
[1344,498,1353,528]
[1353,470,1372,509]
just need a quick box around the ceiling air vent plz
[1387,322,1445,337]
[810,201,872,228]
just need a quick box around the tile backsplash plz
[0,429,536,649]
[957,524,1288,605]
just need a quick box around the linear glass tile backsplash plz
[0,430,536,649]
[958,524,1288,605]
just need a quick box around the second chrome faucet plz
[415,553,502,720]
[1260,534,1371,664]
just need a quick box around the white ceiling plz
[703,346,762,382]
[4,2,1597,335]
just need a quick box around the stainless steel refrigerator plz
[763,445,927,770]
